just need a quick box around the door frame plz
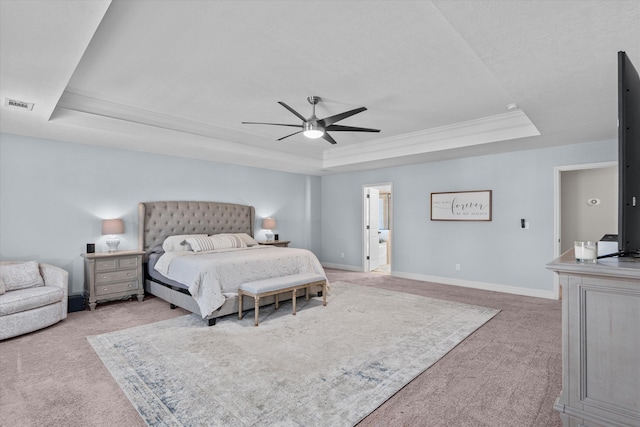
[362,182,393,272]
[553,161,617,297]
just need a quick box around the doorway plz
[554,161,617,296]
[363,183,392,274]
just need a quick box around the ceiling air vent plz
[5,98,34,111]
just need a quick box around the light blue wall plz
[320,139,618,295]
[0,131,619,298]
[0,133,321,294]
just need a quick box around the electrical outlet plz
[455,264,461,271]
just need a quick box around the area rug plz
[88,281,499,427]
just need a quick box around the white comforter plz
[154,246,326,318]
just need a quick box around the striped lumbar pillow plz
[186,234,247,253]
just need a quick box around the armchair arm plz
[40,263,69,317]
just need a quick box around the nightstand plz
[259,240,290,248]
[82,250,145,310]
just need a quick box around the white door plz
[367,188,380,271]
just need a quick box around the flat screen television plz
[618,51,640,257]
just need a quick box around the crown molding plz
[322,109,540,168]
[55,91,322,158]
[52,91,540,174]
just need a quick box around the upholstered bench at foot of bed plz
[238,273,327,326]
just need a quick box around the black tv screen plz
[618,51,640,256]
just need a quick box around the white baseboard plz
[392,271,558,300]
[321,262,362,272]
[321,263,558,300]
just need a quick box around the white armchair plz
[0,261,68,340]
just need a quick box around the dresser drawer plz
[95,259,118,271]
[96,269,137,284]
[95,280,139,297]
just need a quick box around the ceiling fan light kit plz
[303,122,324,139]
[242,95,380,145]
[302,96,324,138]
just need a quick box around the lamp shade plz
[262,217,276,230]
[102,218,124,235]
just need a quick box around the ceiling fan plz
[242,96,380,145]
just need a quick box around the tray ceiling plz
[1,1,638,174]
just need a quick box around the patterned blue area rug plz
[88,281,499,427]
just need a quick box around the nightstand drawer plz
[95,280,139,296]
[118,257,139,269]
[96,269,137,284]
[95,259,118,271]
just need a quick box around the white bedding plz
[154,246,326,318]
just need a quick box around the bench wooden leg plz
[322,282,327,306]
[238,291,243,319]
[254,295,260,326]
[305,286,310,301]
[275,293,279,310]
[292,288,297,315]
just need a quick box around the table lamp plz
[102,218,124,252]
[262,217,276,242]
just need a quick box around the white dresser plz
[546,251,640,427]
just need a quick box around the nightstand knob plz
[127,272,132,276]
[102,287,107,291]
[102,276,107,279]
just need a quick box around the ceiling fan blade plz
[322,132,338,145]
[278,102,308,122]
[320,107,367,126]
[278,130,303,141]
[242,121,302,128]
[326,124,380,133]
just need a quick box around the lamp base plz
[106,238,120,253]
[265,231,274,242]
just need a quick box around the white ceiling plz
[1,0,638,175]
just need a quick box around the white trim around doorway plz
[553,161,617,298]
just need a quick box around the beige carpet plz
[87,281,498,426]
[0,269,563,426]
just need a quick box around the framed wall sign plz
[430,190,492,221]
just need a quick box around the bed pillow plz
[0,261,44,291]
[149,244,164,254]
[186,234,247,253]
[162,234,207,252]
[218,233,259,247]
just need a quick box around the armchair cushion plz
[0,286,64,316]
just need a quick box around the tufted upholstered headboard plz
[138,201,255,258]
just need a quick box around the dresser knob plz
[102,276,107,279]
[127,272,131,276]
[102,288,107,291]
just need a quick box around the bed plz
[138,201,327,325]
